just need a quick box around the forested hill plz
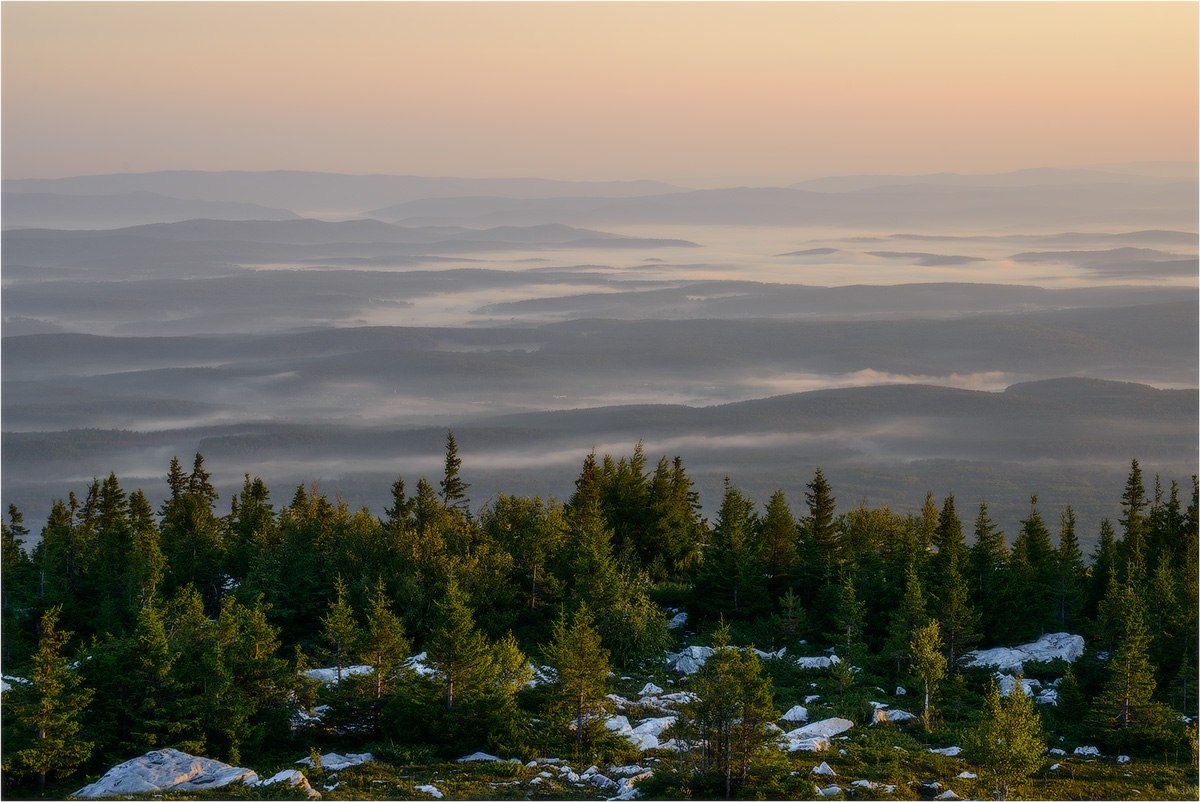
[1,444,1196,799]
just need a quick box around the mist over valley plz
[2,165,1195,548]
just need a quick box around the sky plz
[2,1,1197,186]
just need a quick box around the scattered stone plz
[780,704,809,722]
[455,751,506,763]
[1050,763,1061,771]
[256,769,320,800]
[415,784,444,799]
[297,752,374,771]
[667,611,689,630]
[805,694,822,704]
[935,791,961,800]
[1118,755,1131,764]
[816,784,841,797]
[1073,745,1101,757]
[812,761,836,776]
[895,686,907,696]
[1047,747,1066,756]
[638,682,665,697]
[302,665,373,685]
[928,746,962,757]
[956,771,977,779]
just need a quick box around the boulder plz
[256,769,320,799]
[638,682,665,697]
[928,746,962,757]
[75,749,258,798]
[297,752,374,771]
[780,704,809,722]
[812,761,836,776]
[1074,745,1101,757]
[416,783,444,798]
[963,633,1085,673]
[786,717,854,740]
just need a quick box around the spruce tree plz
[320,575,362,684]
[542,602,611,755]
[693,479,765,619]
[884,560,929,677]
[800,468,839,590]
[909,619,947,731]
[439,430,471,512]
[427,579,496,711]
[1054,506,1086,631]
[673,619,778,799]
[1120,459,1149,583]
[938,551,980,672]
[967,675,1046,801]
[759,490,799,592]
[360,580,412,736]
[969,501,1008,641]
[1089,578,1174,751]
[5,606,95,791]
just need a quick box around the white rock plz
[75,749,258,798]
[296,752,375,771]
[786,717,855,740]
[817,784,842,797]
[455,751,505,762]
[996,673,1040,698]
[1036,688,1059,706]
[928,746,962,757]
[415,784,444,798]
[638,682,665,697]
[787,737,831,752]
[1047,747,1066,755]
[256,769,320,799]
[666,645,714,674]
[1118,754,1131,764]
[963,633,1085,673]
[1074,745,1101,757]
[957,771,977,779]
[1050,763,1061,771]
[609,765,648,777]
[302,665,374,685]
[605,714,634,735]
[935,791,961,800]
[871,708,916,725]
[780,704,809,722]
[795,655,841,670]
[812,761,836,776]
[805,694,822,704]
[667,611,689,630]
[895,686,907,696]
[852,779,878,788]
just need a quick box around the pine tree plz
[1053,506,1086,631]
[673,619,779,799]
[1089,578,1175,751]
[967,675,1046,801]
[909,619,947,731]
[693,479,766,619]
[439,430,471,512]
[359,580,412,736]
[938,551,980,672]
[1008,495,1056,639]
[969,501,1008,640]
[542,602,611,755]
[884,560,929,677]
[427,579,496,711]
[320,575,361,684]
[830,571,867,672]
[5,606,95,791]
[758,490,799,592]
[1120,459,1149,583]
[800,468,839,590]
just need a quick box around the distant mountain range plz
[3,165,1195,230]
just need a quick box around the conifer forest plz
[1,439,1197,800]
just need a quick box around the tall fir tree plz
[4,606,95,791]
[542,602,611,755]
[439,430,471,512]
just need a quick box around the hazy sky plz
[3,2,1196,185]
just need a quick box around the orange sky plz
[3,2,1196,184]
